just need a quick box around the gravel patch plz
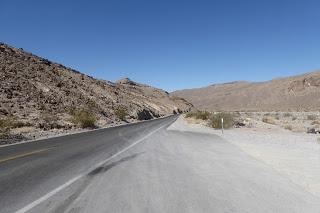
[169,116,320,198]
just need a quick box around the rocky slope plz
[0,42,192,142]
[173,72,320,111]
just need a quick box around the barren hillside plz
[0,42,192,133]
[173,72,320,111]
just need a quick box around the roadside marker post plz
[221,118,224,134]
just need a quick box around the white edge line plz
[1,114,175,148]
[14,121,171,213]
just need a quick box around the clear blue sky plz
[1,0,320,91]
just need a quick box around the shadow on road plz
[88,152,144,177]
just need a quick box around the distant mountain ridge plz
[172,71,320,111]
[0,42,192,129]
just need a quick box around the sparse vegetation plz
[185,110,210,120]
[71,108,97,128]
[284,124,293,131]
[0,117,31,139]
[283,113,292,117]
[115,107,128,121]
[307,115,317,121]
[263,112,280,120]
[274,113,280,120]
[0,118,12,138]
[262,116,276,125]
[185,111,195,118]
[12,121,31,128]
[195,111,210,120]
[86,100,99,111]
[40,112,60,129]
[292,116,297,121]
[42,112,58,124]
[210,112,235,129]
[311,120,320,125]
[0,117,31,131]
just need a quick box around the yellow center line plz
[0,148,50,164]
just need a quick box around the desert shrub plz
[311,120,320,125]
[210,112,235,129]
[307,115,317,120]
[311,119,320,125]
[0,118,13,137]
[42,112,59,124]
[262,117,276,125]
[0,117,29,139]
[185,111,210,120]
[263,112,280,120]
[0,118,13,127]
[86,100,99,111]
[195,111,210,120]
[0,117,30,130]
[40,112,60,129]
[233,111,241,117]
[283,113,292,117]
[185,111,195,118]
[292,116,297,121]
[71,108,96,128]
[12,121,32,128]
[284,124,293,131]
[115,107,128,121]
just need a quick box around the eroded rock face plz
[0,43,193,129]
[137,109,160,120]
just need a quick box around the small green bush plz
[311,120,320,125]
[185,111,210,120]
[307,115,317,121]
[0,118,13,129]
[210,113,235,129]
[195,111,210,120]
[262,117,276,125]
[42,112,59,124]
[0,118,12,138]
[284,124,293,131]
[185,112,194,118]
[71,109,96,128]
[283,113,292,117]
[0,117,30,130]
[115,107,128,121]
[0,117,20,139]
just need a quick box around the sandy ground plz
[178,116,320,198]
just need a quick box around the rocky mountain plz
[0,42,192,131]
[172,72,320,111]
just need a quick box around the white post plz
[221,118,224,134]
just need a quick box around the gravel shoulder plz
[174,116,320,198]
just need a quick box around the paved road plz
[1,115,320,213]
[0,115,178,213]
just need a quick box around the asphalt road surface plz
[1,115,320,213]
